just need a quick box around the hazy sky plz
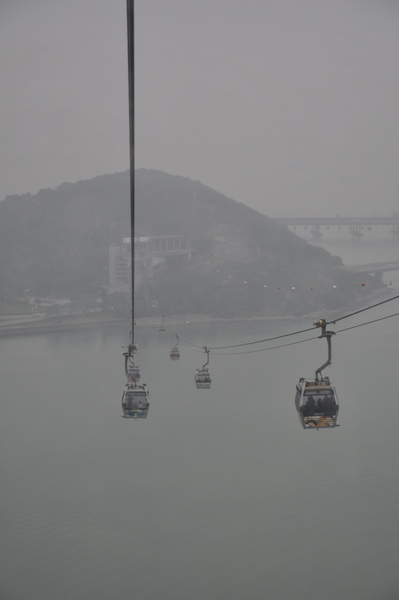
[1,0,399,216]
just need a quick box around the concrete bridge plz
[275,215,399,241]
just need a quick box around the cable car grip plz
[313,319,335,381]
[202,346,210,369]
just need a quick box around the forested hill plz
[0,169,380,317]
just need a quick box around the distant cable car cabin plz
[295,319,339,429]
[170,348,180,360]
[158,314,166,332]
[195,346,211,389]
[122,382,149,419]
[170,334,180,360]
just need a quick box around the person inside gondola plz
[302,395,315,416]
[324,395,337,415]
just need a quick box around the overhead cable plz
[179,294,399,353]
[208,293,399,351]
[210,335,318,356]
[336,310,399,334]
[207,325,317,351]
[327,294,399,325]
[208,310,399,357]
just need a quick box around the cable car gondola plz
[170,348,180,360]
[169,334,180,360]
[295,319,339,429]
[122,382,149,419]
[295,377,339,429]
[158,314,166,332]
[195,346,211,389]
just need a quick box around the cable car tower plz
[295,319,339,429]
[121,0,149,419]
[169,334,180,360]
[195,346,212,389]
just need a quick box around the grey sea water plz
[1,238,399,600]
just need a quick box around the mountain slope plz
[0,169,380,317]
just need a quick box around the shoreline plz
[0,313,126,337]
[0,288,395,338]
[0,312,298,337]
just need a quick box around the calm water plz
[1,241,399,600]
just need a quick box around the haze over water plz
[1,239,399,600]
[299,228,399,288]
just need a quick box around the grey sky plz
[1,0,399,216]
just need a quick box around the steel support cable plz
[185,346,212,354]
[180,338,207,350]
[127,0,135,348]
[202,310,399,357]
[203,294,399,351]
[210,335,319,356]
[181,328,317,351]
[207,325,318,351]
[336,310,399,334]
[179,295,399,353]
[327,294,399,325]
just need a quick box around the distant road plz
[0,313,125,337]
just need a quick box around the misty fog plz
[1,0,399,217]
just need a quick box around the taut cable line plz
[179,295,399,356]
[201,311,399,357]
[200,294,399,352]
[327,294,399,325]
[127,0,135,350]
[210,335,319,356]
[205,325,317,351]
[336,310,399,334]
